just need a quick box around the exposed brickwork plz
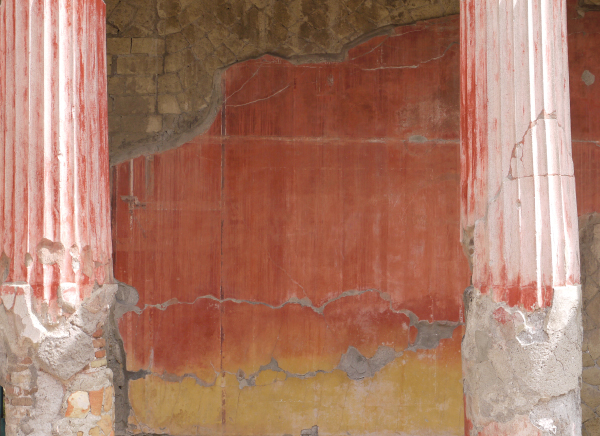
[106,0,459,163]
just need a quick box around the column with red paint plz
[0,1,115,434]
[461,0,582,434]
[0,0,113,320]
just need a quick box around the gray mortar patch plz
[409,320,459,350]
[582,70,596,86]
[105,281,142,434]
[301,425,319,436]
[337,346,401,380]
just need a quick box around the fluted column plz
[0,1,116,434]
[460,0,582,434]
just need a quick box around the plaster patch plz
[582,70,596,86]
[26,371,63,435]
[337,346,401,380]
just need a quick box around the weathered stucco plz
[104,1,600,434]
[111,15,469,436]
[105,0,460,163]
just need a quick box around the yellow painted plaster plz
[128,349,463,436]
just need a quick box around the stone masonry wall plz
[580,213,600,435]
[105,0,459,163]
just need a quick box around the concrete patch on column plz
[463,286,582,434]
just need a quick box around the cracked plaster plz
[106,281,463,434]
[106,0,460,164]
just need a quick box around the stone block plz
[146,115,163,133]
[125,76,157,94]
[584,367,600,386]
[158,74,182,94]
[157,17,182,36]
[131,38,166,55]
[588,293,600,328]
[588,329,600,360]
[176,92,192,112]
[106,38,131,55]
[584,417,600,436]
[166,32,190,53]
[158,94,181,114]
[38,327,95,380]
[584,352,596,367]
[165,48,196,73]
[158,0,182,18]
[108,2,135,31]
[583,383,600,409]
[117,56,163,75]
[113,96,156,115]
[108,76,126,95]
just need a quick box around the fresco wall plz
[112,14,470,436]
[110,1,600,435]
[569,3,600,435]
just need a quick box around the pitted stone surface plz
[38,326,95,381]
[106,0,459,163]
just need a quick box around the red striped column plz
[0,0,112,319]
[0,1,115,434]
[460,0,582,434]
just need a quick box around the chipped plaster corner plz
[0,283,47,351]
[463,286,582,435]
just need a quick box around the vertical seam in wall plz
[220,75,226,433]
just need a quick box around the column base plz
[0,284,118,436]
[463,286,582,435]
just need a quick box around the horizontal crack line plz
[130,288,422,318]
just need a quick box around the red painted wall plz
[570,3,600,215]
[113,15,468,435]
[111,4,600,434]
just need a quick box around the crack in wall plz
[127,287,460,323]
[109,9,461,165]
[108,281,462,433]
[508,109,558,181]
[357,40,457,71]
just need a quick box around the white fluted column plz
[460,0,582,434]
[0,0,116,434]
